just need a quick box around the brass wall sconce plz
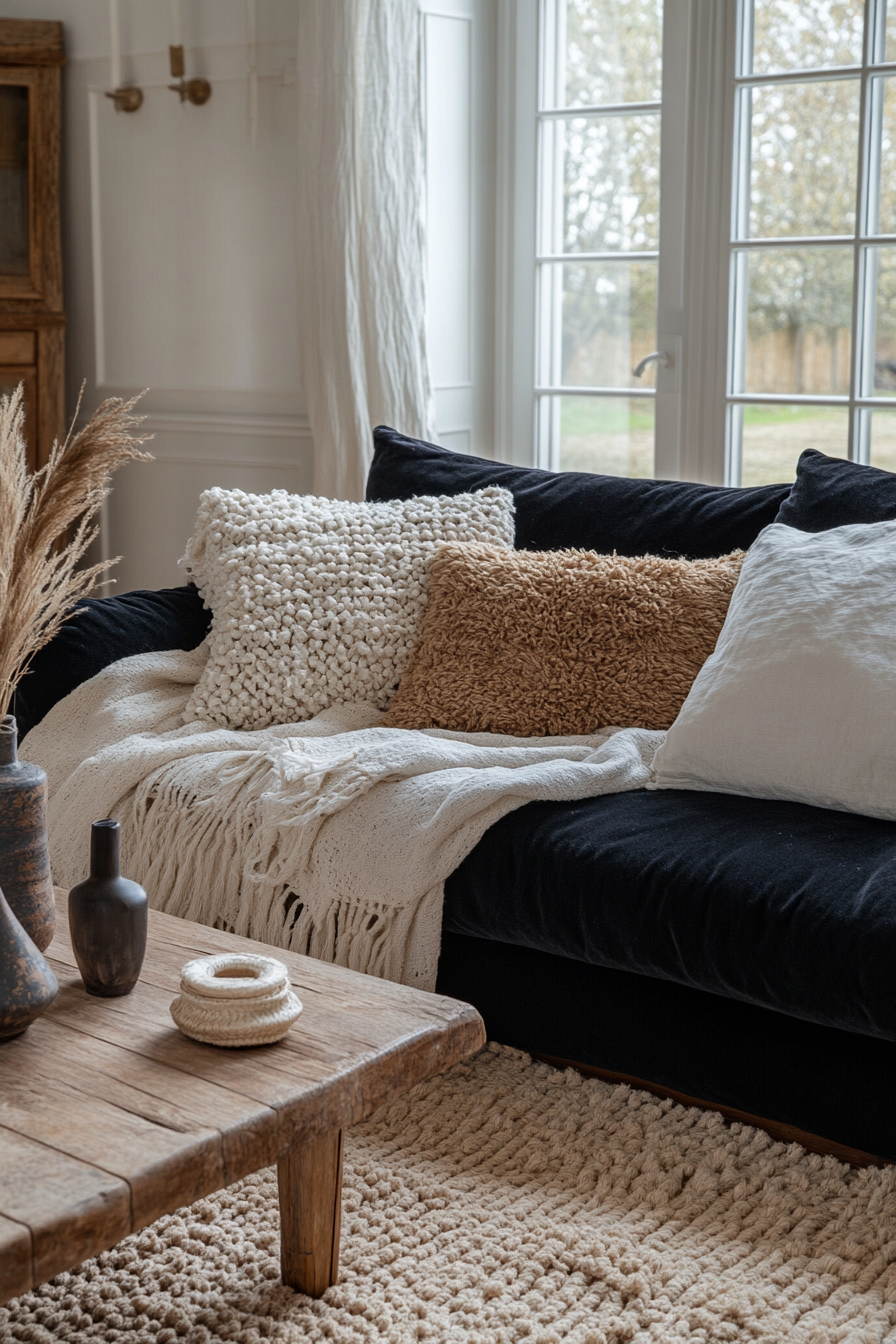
[105,86,143,113]
[168,45,212,105]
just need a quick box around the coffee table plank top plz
[0,1030,225,1228]
[0,1128,132,1288]
[0,891,485,1301]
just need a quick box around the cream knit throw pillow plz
[181,486,515,729]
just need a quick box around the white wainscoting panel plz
[437,429,473,456]
[432,383,474,436]
[106,416,313,592]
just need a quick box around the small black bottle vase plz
[68,819,148,997]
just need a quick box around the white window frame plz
[727,0,896,481]
[534,1,665,472]
[493,1,896,485]
[420,0,498,459]
[493,1,742,484]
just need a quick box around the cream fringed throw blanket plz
[25,647,663,989]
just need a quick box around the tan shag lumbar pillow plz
[383,542,745,736]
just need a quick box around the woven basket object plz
[169,952,303,1047]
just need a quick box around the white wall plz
[3,0,309,591]
[3,0,497,590]
[421,0,497,459]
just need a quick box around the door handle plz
[632,351,671,378]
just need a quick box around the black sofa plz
[20,428,896,1160]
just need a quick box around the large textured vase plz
[0,713,54,951]
[68,819,148,997]
[0,882,58,1039]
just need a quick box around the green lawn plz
[555,395,896,482]
[740,404,845,427]
[559,399,851,434]
[560,399,654,436]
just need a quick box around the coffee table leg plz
[277,1127,344,1297]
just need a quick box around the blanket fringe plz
[115,749,417,981]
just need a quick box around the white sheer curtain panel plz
[295,0,437,501]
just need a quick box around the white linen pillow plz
[181,485,515,729]
[652,519,896,820]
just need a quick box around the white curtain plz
[295,0,437,501]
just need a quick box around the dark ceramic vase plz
[0,881,58,1039]
[68,819,148,997]
[0,713,54,951]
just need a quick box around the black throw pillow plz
[774,449,896,532]
[14,585,211,743]
[367,425,792,559]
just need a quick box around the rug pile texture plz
[3,1045,896,1343]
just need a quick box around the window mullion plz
[652,0,689,479]
[851,0,887,463]
[493,0,538,466]
[676,0,738,484]
[870,0,888,67]
[534,0,566,468]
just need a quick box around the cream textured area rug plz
[3,1046,896,1343]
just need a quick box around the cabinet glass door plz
[0,85,28,277]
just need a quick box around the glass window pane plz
[869,410,896,471]
[875,81,896,235]
[886,1,896,64]
[540,260,658,389]
[747,0,864,76]
[738,404,849,486]
[548,396,654,476]
[747,80,859,239]
[542,114,660,254]
[0,85,29,277]
[736,247,853,395]
[561,0,662,109]
[869,248,896,399]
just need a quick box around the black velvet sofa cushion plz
[442,788,896,1043]
[15,585,210,742]
[775,448,896,531]
[367,426,792,558]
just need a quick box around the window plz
[535,0,665,477]
[499,0,700,479]
[729,0,895,484]
[494,0,896,485]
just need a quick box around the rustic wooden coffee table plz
[0,891,484,1307]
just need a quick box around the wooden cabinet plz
[0,20,64,472]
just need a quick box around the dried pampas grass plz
[0,384,152,719]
